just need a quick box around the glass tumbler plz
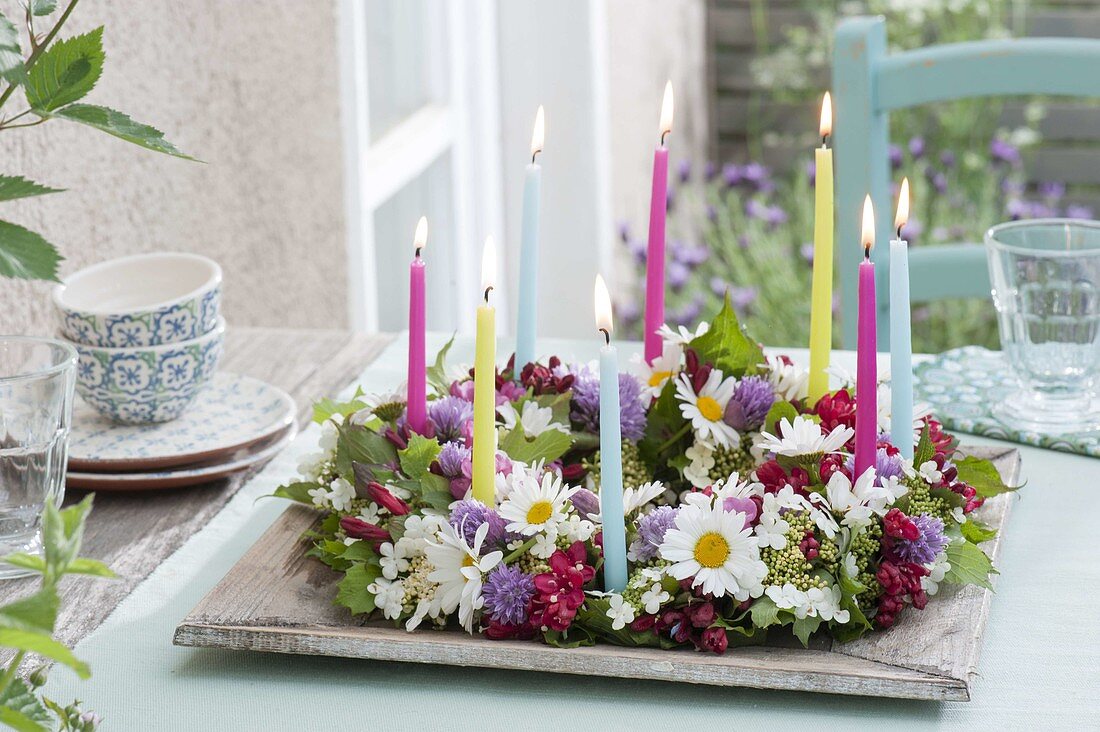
[986,219,1100,434]
[0,336,76,579]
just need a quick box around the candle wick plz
[599,328,610,346]
[864,245,871,262]
[896,226,903,240]
[821,134,829,148]
[660,129,670,146]
[415,247,423,258]
[531,149,541,164]
[484,286,494,303]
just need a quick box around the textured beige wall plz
[0,0,348,336]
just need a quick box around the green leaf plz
[312,395,367,425]
[959,519,997,544]
[25,27,104,113]
[336,424,397,477]
[762,400,798,434]
[335,562,383,615]
[0,219,61,281]
[944,540,998,590]
[688,294,765,377]
[398,433,442,480]
[0,588,58,633]
[426,334,457,395]
[1,553,45,574]
[499,426,573,464]
[417,473,454,512]
[28,0,58,16]
[271,481,318,505]
[791,614,823,647]
[0,628,89,678]
[0,11,23,83]
[748,595,782,628]
[54,104,197,160]
[63,557,115,578]
[954,455,1020,499]
[913,424,934,466]
[40,494,93,576]
[0,678,49,732]
[0,176,61,203]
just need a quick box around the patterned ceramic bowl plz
[68,317,226,424]
[53,252,222,348]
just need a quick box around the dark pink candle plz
[644,82,674,364]
[854,197,878,478]
[407,217,428,435]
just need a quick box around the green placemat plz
[913,345,1100,457]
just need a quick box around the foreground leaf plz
[0,588,58,633]
[0,175,63,202]
[0,628,89,678]
[0,219,61,281]
[55,104,197,160]
[791,614,823,647]
[41,494,94,575]
[63,557,116,578]
[271,481,318,505]
[1,553,46,574]
[954,455,1020,499]
[499,426,572,464]
[0,11,23,83]
[312,393,367,425]
[335,563,382,615]
[944,540,997,591]
[25,27,104,112]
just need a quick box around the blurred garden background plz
[615,0,1100,353]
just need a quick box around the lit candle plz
[594,274,628,591]
[808,92,834,403]
[406,216,428,435]
[644,81,674,364]
[472,237,498,504]
[855,195,878,479]
[514,106,545,380]
[889,178,913,460]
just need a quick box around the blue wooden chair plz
[832,16,1100,348]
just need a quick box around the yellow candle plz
[808,92,834,402]
[472,236,498,504]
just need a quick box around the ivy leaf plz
[28,0,58,16]
[913,424,934,466]
[0,587,58,633]
[0,628,89,678]
[944,540,997,590]
[959,519,998,544]
[762,400,798,434]
[791,614,823,647]
[0,175,63,202]
[688,294,764,378]
[271,481,318,505]
[312,393,367,425]
[0,11,23,83]
[0,679,50,732]
[0,219,61,281]
[398,433,442,480]
[426,334,457,395]
[417,473,454,511]
[499,426,573,464]
[954,455,1021,499]
[25,27,104,113]
[748,595,782,628]
[335,562,382,615]
[54,104,198,160]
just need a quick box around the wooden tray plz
[174,446,1019,702]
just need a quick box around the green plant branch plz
[0,649,27,699]
[0,0,81,113]
[1,116,46,129]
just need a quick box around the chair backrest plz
[832,16,1100,348]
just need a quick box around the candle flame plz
[594,274,613,335]
[413,216,428,253]
[481,236,496,297]
[861,195,875,253]
[659,80,674,141]
[530,105,545,159]
[894,177,910,234]
[819,92,832,139]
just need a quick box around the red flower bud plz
[700,626,728,655]
[339,516,390,547]
[367,481,410,515]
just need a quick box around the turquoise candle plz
[594,275,628,591]
[890,179,913,460]
[514,106,544,379]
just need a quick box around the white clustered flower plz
[560,514,596,543]
[605,594,637,630]
[531,532,560,559]
[379,541,411,580]
[824,467,899,529]
[682,439,716,488]
[327,477,355,512]
[922,552,951,596]
[498,400,569,438]
[640,583,671,614]
[368,577,406,620]
[919,460,943,484]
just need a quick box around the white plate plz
[68,372,296,471]
[66,422,298,491]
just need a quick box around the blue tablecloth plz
[44,334,1100,729]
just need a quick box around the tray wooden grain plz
[174,446,1019,701]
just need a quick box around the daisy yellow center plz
[696,395,723,422]
[648,370,672,387]
[526,500,553,524]
[693,532,730,569]
[462,555,475,568]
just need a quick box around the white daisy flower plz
[498,400,569,438]
[622,481,666,515]
[766,355,809,402]
[640,583,671,614]
[634,340,684,398]
[327,477,355,512]
[405,598,435,632]
[675,370,740,449]
[605,594,637,630]
[757,415,854,458]
[368,577,405,620]
[425,521,504,632]
[682,439,716,488]
[351,384,408,424]
[659,501,768,600]
[658,322,709,346]
[499,470,573,537]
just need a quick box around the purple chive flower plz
[665,187,676,212]
[482,564,536,625]
[900,218,923,241]
[990,139,1021,165]
[1005,197,1027,219]
[627,237,647,264]
[618,373,648,441]
[876,447,906,481]
[730,286,758,311]
[631,506,679,562]
[570,488,600,520]
[710,276,730,297]
[618,299,641,324]
[617,221,631,242]
[940,150,956,168]
[676,297,704,325]
[677,159,691,183]
[569,365,646,440]
[668,261,690,290]
[438,441,470,478]
[722,163,743,187]
[706,204,719,223]
[676,244,709,266]
[894,513,949,565]
[741,162,770,187]
[1029,201,1056,218]
[1066,204,1094,220]
[765,204,789,226]
[931,172,948,194]
[745,198,768,220]
[1039,181,1066,201]
[429,396,474,442]
[1001,178,1025,196]
[723,375,775,432]
[704,160,718,181]
[888,144,903,170]
[908,136,925,159]
[800,242,815,265]
[449,499,508,549]
[805,159,816,186]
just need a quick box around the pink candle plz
[644,82,674,363]
[854,196,878,478]
[407,217,428,434]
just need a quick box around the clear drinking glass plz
[986,219,1100,433]
[0,336,76,579]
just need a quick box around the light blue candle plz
[890,179,913,460]
[514,106,544,379]
[594,275,628,591]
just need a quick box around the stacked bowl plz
[53,253,225,425]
